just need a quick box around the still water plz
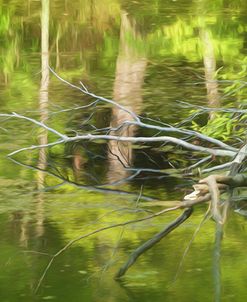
[1,0,247,301]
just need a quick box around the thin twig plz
[173,204,211,282]
[49,67,237,152]
[35,205,182,293]
[0,112,67,139]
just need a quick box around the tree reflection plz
[108,11,147,182]
[36,0,50,237]
[200,28,220,119]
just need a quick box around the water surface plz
[0,1,247,301]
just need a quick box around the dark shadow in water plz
[8,157,156,202]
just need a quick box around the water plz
[0,0,247,301]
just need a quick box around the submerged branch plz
[36,172,225,292]
[35,205,183,293]
[114,207,193,279]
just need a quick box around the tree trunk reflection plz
[108,11,147,183]
[36,0,50,237]
[200,29,220,119]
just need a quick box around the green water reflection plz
[1,0,247,301]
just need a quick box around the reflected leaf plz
[78,270,88,274]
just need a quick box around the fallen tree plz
[0,68,247,291]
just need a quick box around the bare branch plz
[49,67,141,122]
[7,131,236,157]
[49,67,236,152]
[0,112,67,140]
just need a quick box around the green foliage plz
[192,112,242,141]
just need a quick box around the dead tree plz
[0,69,246,290]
